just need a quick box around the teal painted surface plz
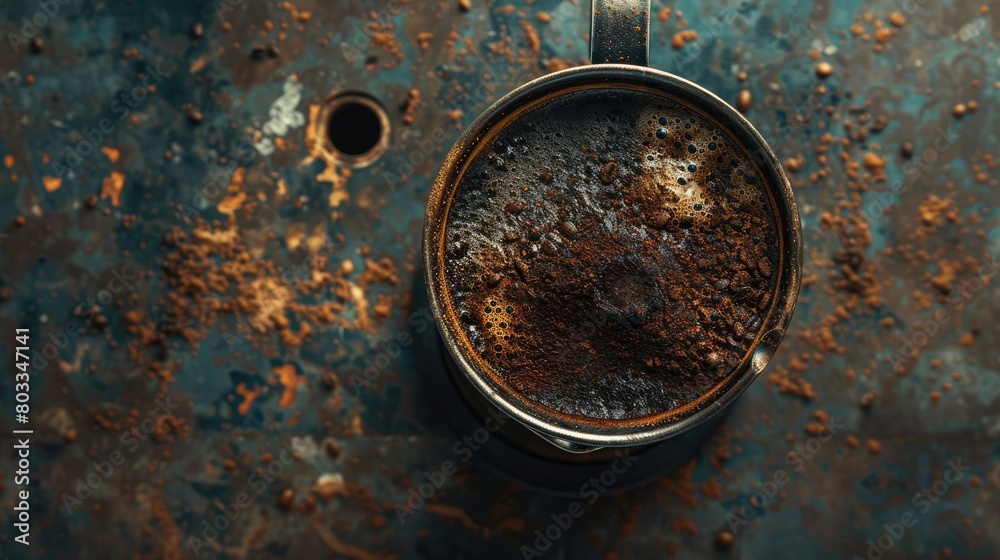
[0,0,998,558]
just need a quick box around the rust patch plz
[236,382,264,414]
[101,146,120,164]
[101,171,125,206]
[217,167,247,216]
[272,363,303,407]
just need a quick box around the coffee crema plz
[440,85,781,422]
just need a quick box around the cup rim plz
[423,64,802,448]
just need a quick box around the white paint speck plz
[255,76,305,155]
[957,19,985,42]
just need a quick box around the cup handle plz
[590,0,651,66]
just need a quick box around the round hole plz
[328,101,381,156]
[318,92,389,168]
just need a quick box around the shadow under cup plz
[423,65,801,466]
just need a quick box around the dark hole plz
[327,100,381,156]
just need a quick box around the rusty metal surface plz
[0,0,998,559]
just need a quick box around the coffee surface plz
[442,86,780,421]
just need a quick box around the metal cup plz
[423,0,801,459]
